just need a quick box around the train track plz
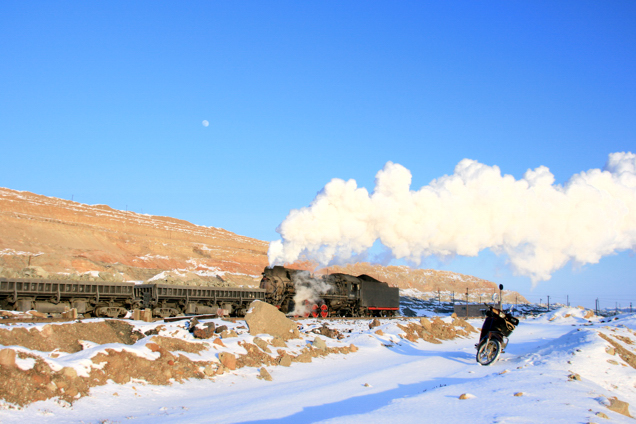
[0,313,408,325]
[0,317,82,324]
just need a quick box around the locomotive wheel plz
[320,304,328,318]
[476,338,501,366]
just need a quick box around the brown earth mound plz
[0,320,145,353]
[0,312,479,407]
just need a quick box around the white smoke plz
[289,273,332,317]
[268,152,636,284]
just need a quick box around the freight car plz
[260,266,400,317]
[135,283,265,318]
[0,278,138,318]
[0,277,265,318]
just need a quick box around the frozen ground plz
[1,307,635,424]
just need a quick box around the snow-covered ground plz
[1,307,635,423]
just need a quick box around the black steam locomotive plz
[0,266,399,318]
[260,266,400,317]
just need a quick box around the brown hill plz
[0,187,527,302]
[0,187,269,286]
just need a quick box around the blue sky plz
[1,1,634,308]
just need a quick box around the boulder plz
[312,337,327,351]
[244,301,298,341]
[193,326,215,339]
[318,324,337,338]
[259,367,273,381]
[218,352,236,370]
[214,325,228,334]
[253,337,271,353]
[278,354,292,367]
[608,397,632,418]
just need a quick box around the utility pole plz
[567,295,569,307]
[547,295,550,312]
[595,298,599,316]
[465,288,469,318]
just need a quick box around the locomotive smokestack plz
[268,152,636,285]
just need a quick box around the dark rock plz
[369,319,381,329]
[214,325,228,334]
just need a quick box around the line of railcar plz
[0,266,400,318]
[0,278,264,318]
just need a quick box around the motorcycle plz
[475,284,519,366]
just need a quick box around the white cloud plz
[269,152,636,284]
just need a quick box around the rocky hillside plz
[0,187,269,286]
[0,187,527,301]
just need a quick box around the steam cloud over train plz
[0,266,399,318]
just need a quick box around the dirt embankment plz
[0,304,479,407]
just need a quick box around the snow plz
[1,308,635,423]
[0,249,43,257]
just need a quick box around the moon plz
[202,120,209,127]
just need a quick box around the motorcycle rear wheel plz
[476,338,501,366]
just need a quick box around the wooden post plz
[62,308,78,320]
[142,309,153,322]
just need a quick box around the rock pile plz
[397,315,477,343]
[0,301,484,408]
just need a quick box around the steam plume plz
[268,152,636,283]
[289,273,332,317]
